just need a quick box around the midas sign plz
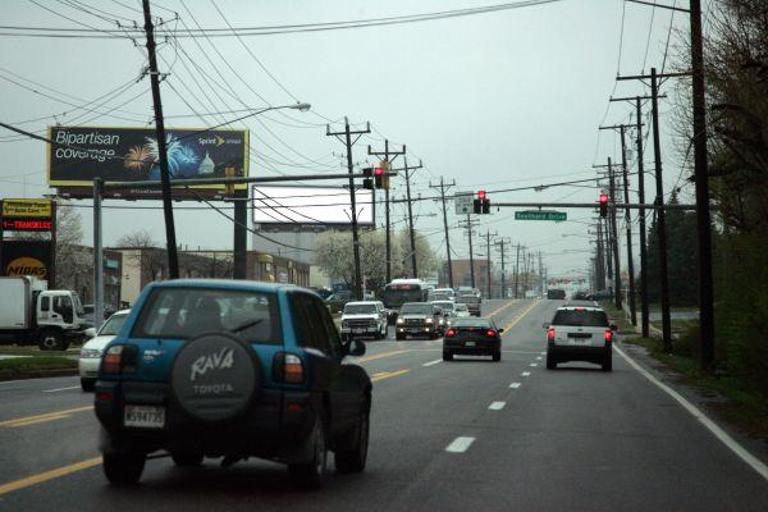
[2,199,52,219]
[6,257,48,279]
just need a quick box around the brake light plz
[274,353,305,384]
[604,329,613,343]
[547,327,556,342]
[486,329,497,337]
[102,345,124,374]
[445,328,456,337]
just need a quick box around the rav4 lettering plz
[190,347,235,382]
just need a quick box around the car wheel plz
[602,353,613,372]
[289,418,327,489]
[80,378,95,392]
[171,452,204,467]
[546,353,557,370]
[335,401,370,474]
[442,351,453,362]
[103,451,145,486]
[492,351,501,362]
[38,329,64,351]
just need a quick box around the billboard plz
[252,186,374,227]
[1,240,53,281]
[1,199,53,231]
[47,126,249,199]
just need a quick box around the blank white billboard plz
[251,186,374,226]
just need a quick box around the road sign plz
[514,210,567,222]
[455,193,472,215]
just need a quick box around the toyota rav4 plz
[94,280,372,488]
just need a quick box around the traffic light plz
[599,192,609,217]
[473,190,490,214]
[374,166,384,189]
[376,160,391,189]
[362,167,374,190]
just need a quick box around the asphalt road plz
[1,298,767,511]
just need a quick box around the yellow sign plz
[2,199,52,219]
[6,257,48,279]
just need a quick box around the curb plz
[0,368,78,382]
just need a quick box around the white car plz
[431,300,457,326]
[78,309,130,391]
[454,303,471,318]
[341,301,388,340]
[544,305,616,371]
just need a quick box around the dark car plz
[572,290,590,301]
[547,289,567,300]
[443,317,504,361]
[325,290,354,314]
[94,280,372,488]
[455,293,481,316]
[395,302,443,340]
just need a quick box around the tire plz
[80,378,95,392]
[546,353,557,370]
[289,418,327,489]
[38,329,65,351]
[492,351,501,362]
[396,333,405,341]
[335,401,370,474]
[171,452,204,467]
[442,351,453,362]
[103,451,145,486]
[602,353,613,372]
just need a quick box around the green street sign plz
[514,210,567,222]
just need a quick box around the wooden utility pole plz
[430,177,456,288]
[368,140,405,284]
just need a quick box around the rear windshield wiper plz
[231,318,263,333]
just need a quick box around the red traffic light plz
[599,193,608,204]
[599,192,609,218]
[374,167,384,176]
[477,190,487,200]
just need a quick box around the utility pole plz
[538,251,544,298]
[596,221,606,291]
[484,231,496,298]
[462,214,477,289]
[494,237,510,299]
[620,126,637,325]
[691,0,715,371]
[368,140,405,284]
[514,243,521,299]
[603,217,613,294]
[430,177,456,288]
[607,157,622,309]
[391,159,423,279]
[326,117,370,300]
[93,178,104,327]
[142,0,179,279]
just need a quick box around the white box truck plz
[0,276,89,350]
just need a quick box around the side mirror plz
[610,323,618,332]
[497,328,504,334]
[348,339,366,357]
[542,323,549,329]
[84,328,97,339]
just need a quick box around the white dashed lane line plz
[535,356,542,361]
[521,372,531,377]
[446,436,476,453]
[422,359,442,367]
[42,386,80,393]
[529,363,538,367]
[509,382,521,389]
[488,401,506,411]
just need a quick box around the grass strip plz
[0,357,77,381]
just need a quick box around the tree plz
[395,228,438,279]
[115,229,166,281]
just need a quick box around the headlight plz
[80,348,102,359]
[397,318,405,325]
[439,319,444,325]
[425,318,434,324]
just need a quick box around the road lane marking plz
[0,405,93,428]
[529,363,538,367]
[486,299,519,319]
[0,456,102,496]
[422,359,442,367]
[509,382,521,389]
[371,369,409,382]
[521,372,531,377]
[535,356,542,361]
[501,299,542,333]
[615,345,768,482]
[42,386,80,393]
[488,401,506,411]
[354,349,409,363]
[446,436,475,453]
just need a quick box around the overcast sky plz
[0,0,698,278]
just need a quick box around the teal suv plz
[94,280,371,488]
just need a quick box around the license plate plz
[353,328,367,333]
[124,405,165,429]
[465,341,476,347]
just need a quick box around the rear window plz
[131,288,282,344]
[344,304,377,315]
[552,309,608,327]
[457,294,479,303]
[433,301,455,312]
[453,318,491,328]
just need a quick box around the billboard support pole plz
[142,0,179,279]
[233,193,247,279]
[50,201,57,289]
[93,178,104,327]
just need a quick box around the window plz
[40,296,50,312]
[343,304,377,315]
[291,293,333,355]
[316,298,343,356]
[551,309,609,327]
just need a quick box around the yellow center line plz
[486,299,520,319]
[501,299,542,333]
[354,349,409,363]
[371,369,410,382]
[0,405,93,428]
[0,456,102,496]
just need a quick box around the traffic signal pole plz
[620,126,637,325]
[430,177,456,288]
[368,140,405,284]
[392,158,423,279]
[608,157,622,310]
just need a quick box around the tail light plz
[604,329,613,343]
[274,352,305,384]
[547,327,556,342]
[445,328,456,337]
[101,345,138,374]
[486,329,497,338]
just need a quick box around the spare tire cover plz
[171,333,260,422]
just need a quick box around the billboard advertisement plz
[1,240,53,281]
[252,186,374,227]
[47,126,249,199]
[1,199,53,232]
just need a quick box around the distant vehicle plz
[310,287,334,300]
[454,303,471,318]
[82,303,117,326]
[547,289,567,300]
[325,290,354,314]
[78,309,130,391]
[455,293,481,316]
[544,305,617,371]
[0,276,89,351]
[443,317,504,362]
[571,290,589,301]
[94,280,371,487]
[431,300,457,326]
[381,279,431,323]
[395,302,443,340]
[341,301,388,340]
[429,288,456,302]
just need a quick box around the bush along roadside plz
[0,357,78,381]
